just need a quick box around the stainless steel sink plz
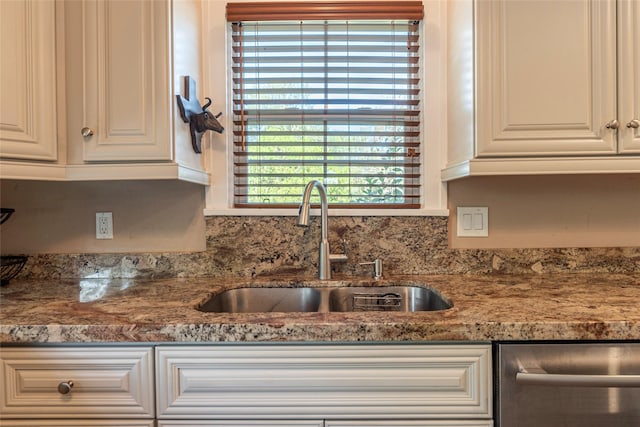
[328,286,452,312]
[198,285,452,313]
[198,287,322,313]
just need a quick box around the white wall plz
[448,174,640,248]
[0,180,206,254]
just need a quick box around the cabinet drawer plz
[326,421,493,427]
[158,422,323,427]
[156,344,492,419]
[0,421,154,427]
[156,421,492,427]
[0,346,154,419]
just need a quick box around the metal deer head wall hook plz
[176,76,224,153]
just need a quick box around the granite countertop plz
[1,273,639,343]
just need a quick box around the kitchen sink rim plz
[197,281,454,314]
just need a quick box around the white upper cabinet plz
[1,0,211,184]
[476,0,616,156]
[81,0,171,162]
[0,0,58,162]
[443,0,640,180]
[67,0,209,184]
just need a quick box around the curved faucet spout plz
[297,180,331,279]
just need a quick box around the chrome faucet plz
[297,180,347,280]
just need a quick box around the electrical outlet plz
[456,207,488,237]
[96,212,113,239]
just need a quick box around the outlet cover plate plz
[96,212,113,239]
[456,207,488,237]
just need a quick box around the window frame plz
[203,0,448,216]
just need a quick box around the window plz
[227,1,424,209]
[204,0,446,215]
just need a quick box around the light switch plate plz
[456,207,488,237]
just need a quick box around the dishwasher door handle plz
[517,367,640,388]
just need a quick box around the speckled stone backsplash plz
[15,216,640,279]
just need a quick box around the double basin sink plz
[198,285,452,313]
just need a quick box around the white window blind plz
[230,5,423,208]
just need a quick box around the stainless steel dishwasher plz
[497,342,640,426]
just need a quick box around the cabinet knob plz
[627,119,640,129]
[81,127,94,138]
[57,380,74,395]
[605,120,619,130]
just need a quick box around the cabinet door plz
[475,0,617,156]
[618,0,640,153]
[0,0,57,161]
[82,0,171,161]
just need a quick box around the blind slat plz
[234,77,421,85]
[234,172,421,178]
[234,160,421,167]
[233,57,420,65]
[232,109,421,117]
[232,22,420,32]
[234,203,422,209]
[232,32,420,41]
[232,65,420,74]
[235,152,419,159]
[233,119,420,126]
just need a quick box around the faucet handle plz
[340,239,348,256]
[359,259,383,280]
[329,239,349,263]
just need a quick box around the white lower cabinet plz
[156,344,492,426]
[0,346,154,426]
[0,343,492,426]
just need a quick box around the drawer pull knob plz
[81,127,94,138]
[627,119,640,129]
[57,380,74,395]
[605,119,619,130]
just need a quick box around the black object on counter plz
[0,208,15,225]
[1,209,27,285]
[1,255,27,286]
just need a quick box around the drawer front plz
[156,344,492,419]
[326,421,493,427]
[0,346,154,418]
[158,422,492,427]
[0,421,154,427]
[158,422,324,427]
